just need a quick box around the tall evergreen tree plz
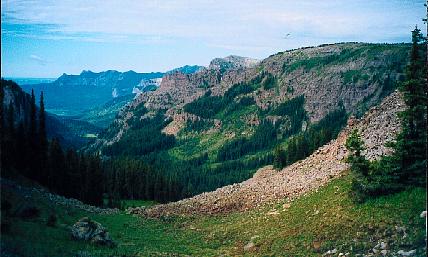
[28,89,38,178]
[345,129,371,202]
[0,84,4,172]
[273,146,286,169]
[39,92,48,179]
[394,27,427,186]
[48,138,65,191]
[29,89,37,139]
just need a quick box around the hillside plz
[129,90,405,217]
[88,43,410,199]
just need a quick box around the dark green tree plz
[345,129,371,202]
[273,146,287,169]
[393,27,427,187]
[0,84,3,171]
[39,92,48,181]
[28,89,38,178]
[48,138,65,191]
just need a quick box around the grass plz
[2,174,426,256]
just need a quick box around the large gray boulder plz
[71,217,115,247]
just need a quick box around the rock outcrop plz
[71,217,115,247]
[209,55,259,71]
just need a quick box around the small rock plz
[420,211,427,218]
[397,249,416,256]
[380,249,388,256]
[323,248,337,256]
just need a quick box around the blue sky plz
[1,0,426,78]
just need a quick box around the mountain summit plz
[209,55,260,71]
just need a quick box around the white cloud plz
[2,0,426,51]
[29,54,47,65]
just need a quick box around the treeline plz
[274,104,347,169]
[137,151,274,198]
[346,28,427,202]
[1,79,103,206]
[103,157,183,205]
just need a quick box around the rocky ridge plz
[128,91,405,217]
[92,43,408,152]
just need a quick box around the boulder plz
[71,217,115,247]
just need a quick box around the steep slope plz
[130,90,405,217]
[89,43,409,199]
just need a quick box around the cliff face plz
[93,43,409,150]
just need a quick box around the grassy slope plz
[2,173,426,256]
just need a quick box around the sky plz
[1,0,426,78]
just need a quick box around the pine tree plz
[48,138,65,191]
[273,146,287,169]
[29,89,37,139]
[39,92,48,181]
[0,84,4,170]
[394,27,427,187]
[29,89,38,179]
[345,129,371,202]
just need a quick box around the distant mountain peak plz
[80,70,95,75]
[209,55,259,71]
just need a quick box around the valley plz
[1,15,426,257]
